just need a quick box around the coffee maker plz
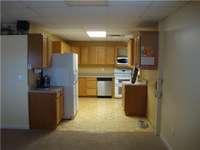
[36,70,50,88]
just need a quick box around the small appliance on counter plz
[116,56,128,65]
[36,69,50,89]
[43,75,50,88]
[131,67,139,84]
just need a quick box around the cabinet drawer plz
[86,81,97,88]
[86,77,96,81]
[86,89,96,96]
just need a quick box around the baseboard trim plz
[160,134,173,150]
[1,124,29,129]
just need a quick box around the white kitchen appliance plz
[47,53,78,119]
[114,69,132,98]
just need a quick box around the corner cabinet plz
[52,41,71,54]
[28,34,49,68]
[135,31,159,70]
[29,88,64,129]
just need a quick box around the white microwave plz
[116,56,128,65]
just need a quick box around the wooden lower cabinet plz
[79,77,97,97]
[123,84,147,117]
[29,88,64,129]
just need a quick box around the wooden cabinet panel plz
[133,36,140,66]
[80,47,89,64]
[28,34,43,68]
[79,77,97,97]
[29,88,64,129]
[127,39,134,67]
[42,36,48,68]
[52,41,71,54]
[123,84,147,117]
[86,80,97,88]
[28,34,49,68]
[86,89,96,96]
[79,77,87,96]
[105,47,115,65]
[134,31,158,70]
[88,46,98,64]
[96,46,106,64]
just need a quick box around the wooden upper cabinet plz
[80,46,89,64]
[52,41,71,54]
[71,46,80,64]
[133,36,140,66]
[138,31,158,70]
[88,46,98,64]
[127,39,134,67]
[96,46,106,64]
[79,46,115,65]
[105,47,115,65]
[28,33,49,68]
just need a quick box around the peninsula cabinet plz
[123,84,147,117]
[29,88,64,129]
[28,33,49,68]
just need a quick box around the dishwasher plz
[97,78,112,98]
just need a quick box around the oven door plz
[115,77,131,98]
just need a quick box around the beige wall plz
[159,3,200,150]
[1,35,29,129]
[140,70,158,128]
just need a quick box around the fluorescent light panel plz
[87,31,106,38]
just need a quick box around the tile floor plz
[57,97,153,133]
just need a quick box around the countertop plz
[123,80,147,86]
[29,86,64,93]
[79,73,114,78]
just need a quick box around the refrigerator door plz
[47,53,78,119]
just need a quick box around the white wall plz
[159,3,200,150]
[1,35,29,129]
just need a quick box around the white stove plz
[114,69,132,98]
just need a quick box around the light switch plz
[17,75,24,81]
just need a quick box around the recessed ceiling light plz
[86,31,106,38]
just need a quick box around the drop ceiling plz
[1,0,192,41]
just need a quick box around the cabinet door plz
[127,39,133,67]
[86,89,96,96]
[88,46,98,64]
[79,78,87,96]
[134,35,140,66]
[105,47,115,65]
[80,47,89,64]
[96,46,106,64]
[28,34,43,68]
[71,47,80,64]
[52,41,61,53]
[140,31,158,70]
[42,36,48,68]
[61,42,71,53]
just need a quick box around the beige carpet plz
[1,130,167,150]
[1,98,167,150]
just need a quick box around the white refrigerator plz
[47,53,78,119]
